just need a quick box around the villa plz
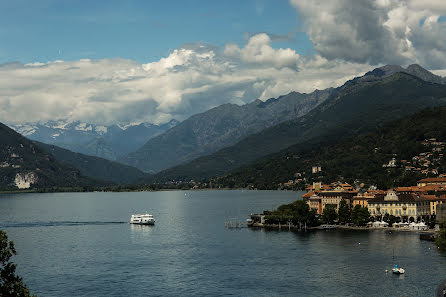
[367,190,430,222]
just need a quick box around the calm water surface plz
[0,190,445,297]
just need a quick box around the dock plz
[225,218,248,228]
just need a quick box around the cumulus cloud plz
[0,33,375,125]
[290,0,446,69]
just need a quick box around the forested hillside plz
[148,72,446,183]
[215,106,446,190]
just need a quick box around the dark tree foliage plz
[337,199,351,224]
[265,200,319,227]
[436,220,446,251]
[351,205,370,226]
[382,214,400,226]
[214,105,446,190]
[0,229,35,297]
[322,205,338,224]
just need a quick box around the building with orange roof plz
[302,191,315,199]
[417,177,446,187]
[421,194,446,216]
[352,190,385,208]
[368,190,430,222]
[307,194,322,215]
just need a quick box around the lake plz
[0,190,445,297]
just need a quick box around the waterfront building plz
[437,204,446,223]
[249,214,266,226]
[367,190,430,222]
[417,177,446,187]
[352,190,386,208]
[308,194,322,214]
[303,182,357,214]
[420,194,446,216]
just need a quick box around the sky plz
[1,0,446,125]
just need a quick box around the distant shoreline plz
[249,223,437,235]
[0,187,289,196]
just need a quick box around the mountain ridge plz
[119,88,335,172]
[10,119,178,160]
[215,105,446,190]
[35,142,147,184]
[146,70,446,183]
[0,122,97,190]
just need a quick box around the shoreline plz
[0,187,298,195]
[249,223,438,235]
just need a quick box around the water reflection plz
[130,224,155,243]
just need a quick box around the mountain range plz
[0,122,96,190]
[119,88,334,172]
[215,105,446,190]
[36,142,147,184]
[119,64,446,174]
[146,65,446,183]
[4,64,446,189]
[11,119,178,160]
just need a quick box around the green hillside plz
[147,73,446,183]
[36,142,147,184]
[0,123,97,191]
[215,106,446,190]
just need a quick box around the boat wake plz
[0,221,127,228]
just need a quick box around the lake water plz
[1,190,445,297]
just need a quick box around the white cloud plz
[290,0,446,69]
[224,33,300,69]
[0,34,376,126]
[2,27,444,126]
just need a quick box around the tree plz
[436,223,446,250]
[0,229,35,297]
[338,199,351,224]
[322,205,338,224]
[351,205,370,226]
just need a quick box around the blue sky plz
[0,0,313,64]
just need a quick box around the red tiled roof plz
[302,191,315,198]
[418,177,446,183]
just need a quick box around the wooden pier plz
[225,218,248,228]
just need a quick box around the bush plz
[0,229,36,297]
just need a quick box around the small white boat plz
[392,264,405,274]
[130,214,155,225]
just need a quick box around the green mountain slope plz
[0,123,95,190]
[36,142,147,184]
[215,106,446,189]
[148,72,446,183]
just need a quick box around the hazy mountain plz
[148,69,446,183]
[11,119,178,160]
[36,142,147,184]
[120,89,334,172]
[0,122,95,190]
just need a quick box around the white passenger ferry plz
[130,214,155,225]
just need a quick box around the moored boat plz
[130,214,155,225]
[392,264,405,274]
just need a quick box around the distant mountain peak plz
[9,118,179,161]
[363,64,445,85]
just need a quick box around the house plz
[417,177,446,187]
[421,194,446,216]
[352,190,385,208]
[308,194,323,214]
[319,189,357,213]
[303,182,357,214]
[367,190,430,222]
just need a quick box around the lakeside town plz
[248,176,446,234]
